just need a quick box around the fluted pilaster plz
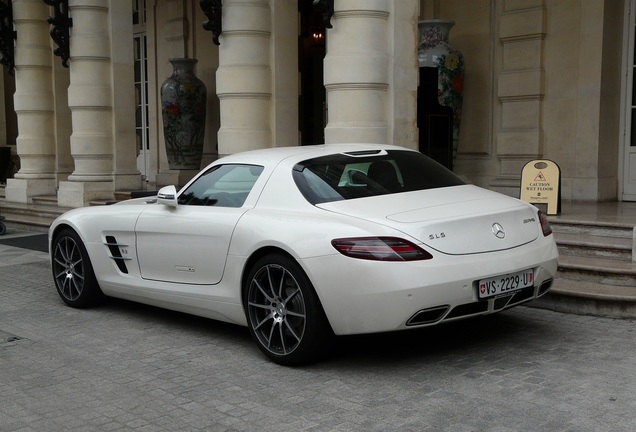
[491,0,546,194]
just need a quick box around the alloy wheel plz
[53,235,86,302]
[247,263,307,356]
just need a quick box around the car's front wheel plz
[244,254,331,366]
[51,228,103,308]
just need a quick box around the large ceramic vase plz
[161,58,207,170]
[418,20,464,167]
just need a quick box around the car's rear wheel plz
[244,254,330,366]
[52,228,103,308]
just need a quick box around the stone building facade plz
[0,0,632,207]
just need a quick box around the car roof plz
[213,143,416,167]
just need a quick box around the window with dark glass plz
[293,150,465,204]
[178,165,264,207]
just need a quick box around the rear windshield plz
[293,150,465,204]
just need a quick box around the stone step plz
[553,231,633,262]
[32,195,59,206]
[530,278,636,318]
[548,218,633,239]
[0,190,158,230]
[556,254,636,287]
[0,199,70,232]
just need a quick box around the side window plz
[178,164,264,207]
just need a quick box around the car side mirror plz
[157,185,178,208]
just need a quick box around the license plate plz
[478,269,534,299]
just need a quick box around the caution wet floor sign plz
[520,160,561,215]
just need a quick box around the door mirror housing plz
[157,185,178,207]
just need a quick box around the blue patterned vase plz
[161,58,207,170]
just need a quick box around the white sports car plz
[50,144,558,365]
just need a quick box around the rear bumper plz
[300,239,559,335]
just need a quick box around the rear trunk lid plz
[317,185,541,255]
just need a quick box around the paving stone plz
[1,258,635,431]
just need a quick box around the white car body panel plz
[318,185,540,254]
[135,204,247,284]
[49,143,559,336]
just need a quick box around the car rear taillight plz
[331,237,433,261]
[538,211,552,237]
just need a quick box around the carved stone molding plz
[43,0,73,67]
[200,0,222,45]
[313,0,334,28]
[0,0,16,75]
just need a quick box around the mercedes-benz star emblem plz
[492,223,505,239]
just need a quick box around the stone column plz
[270,0,299,147]
[57,0,116,207]
[52,56,73,185]
[491,1,546,196]
[109,0,141,191]
[323,0,390,144]
[216,0,272,154]
[389,0,418,150]
[5,0,57,203]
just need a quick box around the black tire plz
[244,254,331,366]
[51,228,104,308]
[0,222,6,236]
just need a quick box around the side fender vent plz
[104,235,130,274]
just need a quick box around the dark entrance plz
[1,70,17,183]
[417,67,453,170]
[299,1,326,145]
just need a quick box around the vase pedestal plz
[418,67,454,170]
[155,170,199,189]
[417,20,464,170]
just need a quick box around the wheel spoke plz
[248,300,271,311]
[266,266,276,298]
[54,245,66,264]
[278,322,288,354]
[62,239,72,260]
[254,280,275,303]
[68,241,78,260]
[282,286,301,304]
[70,278,82,299]
[253,312,275,331]
[285,310,305,319]
[277,269,287,299]
[72,270,84,282]
[283,320,302,344]
[61,278,70,296]
[54,269,67,280]
[267,321,277,349]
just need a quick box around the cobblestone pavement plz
[1,245,635,432]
